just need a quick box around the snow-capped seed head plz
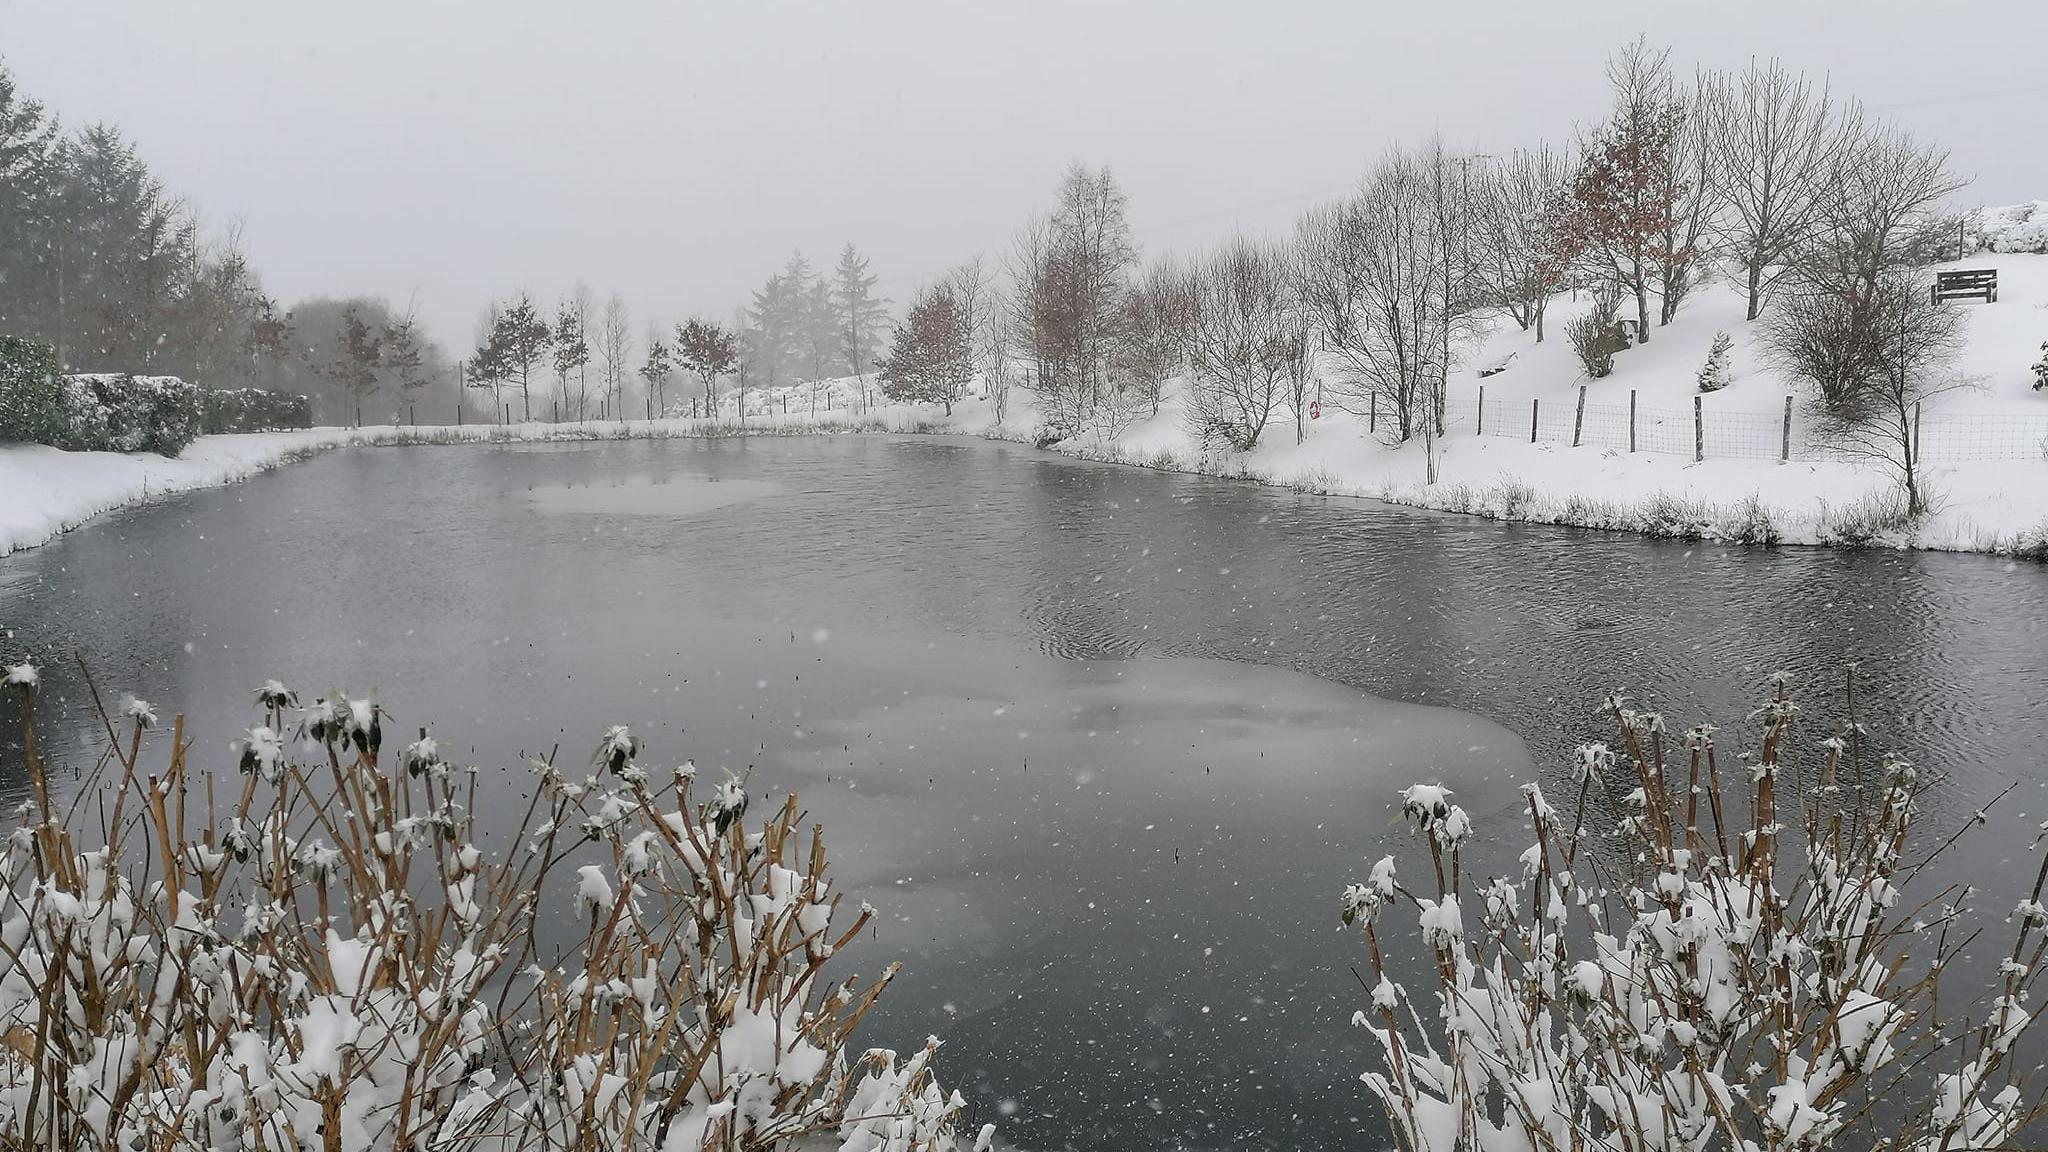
[1682,724,1716,750]
[1767,670,1795,689]
[1882,752,1916,789]
[1574,743,1613,784]
[706,773,749,836]
[253,679,297,712]
[237,726,285,783]
[341,698,380,756]
[121,694,159,729]
[592,725,640,777]
[1399,784,1454,830]
[2,662,36,690]
[1340,884,1371,926]
[403,735,442,778]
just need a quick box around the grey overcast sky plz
[4,1,2046,348]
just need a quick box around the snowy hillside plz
[985,252,2048,554]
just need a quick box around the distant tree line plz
[0,63,464,427]
[467,243,891,423]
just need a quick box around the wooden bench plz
[1931,268,1998,304]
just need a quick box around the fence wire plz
[1429,389,2048,464]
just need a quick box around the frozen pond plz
[4,434,2047,1150]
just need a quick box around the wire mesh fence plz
[1417,388,2048,464]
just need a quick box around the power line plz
[1872,82,2048,113]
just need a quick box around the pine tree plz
[831,244,887,392]
[0,66,60,347]
[1696,330,1733,392]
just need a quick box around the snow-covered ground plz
[0,412,938,557]
[973,251,2048,556]
[5,255,2047,559]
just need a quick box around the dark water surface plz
[3,435,2045,1150]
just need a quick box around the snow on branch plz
[1345,669,2047,1152]
[0,663,992,1152]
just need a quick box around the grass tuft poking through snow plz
[1347,670,2048,1152]
[0,665,988,1152]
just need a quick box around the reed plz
[0,661,989,1152]
[1346,669,2046,1152]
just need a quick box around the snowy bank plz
[0,411,939,558]
[6,255,2048,561]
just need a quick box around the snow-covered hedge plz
[61,372,203,454]
[1965,201,2048,255]
[201,387,313,434]
[0,346,203,454]
[0,664,993,1152]
[0,335,67,445]
[1346,672,2047,1152]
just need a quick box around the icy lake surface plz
[3,434,2047,1150]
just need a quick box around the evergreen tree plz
[0,64,59,345]
[831,244,887,386]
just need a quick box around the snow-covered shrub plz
[2032,341,2046,393]
[0,667,991,1152]
[1964,201,2048,255]
[1567,289,1624,380]
[0,335,66,444]
[1345,673,2047,1152]
[52,373,203,454]
[1697,330,1734,393]
[201,387,313,433]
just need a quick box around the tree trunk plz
[1745,262,1764,322]
[1632,259,1650,344]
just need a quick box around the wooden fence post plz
[1628,390,1637,453]
[1572,386,1587,447]
[1477,385,1485,435]
[1693,395,1704,462]
[1530,398,1540,443]
[1780,395,1792,464]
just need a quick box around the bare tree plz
[1012,163,1136,434]
[598,293,632,419]
[1471,145,1568,341]
[1111,257,1194,426]
[980,296,1013,425]
[943,255,990,396]
[1656,72,1723,325]
[1552,39,1685,344]
[1303,150,1456,454]
[1829,275,1967,514]
[1706,58,1851,321]
[1184,237,1290,452]
[1769,119,1967,414]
